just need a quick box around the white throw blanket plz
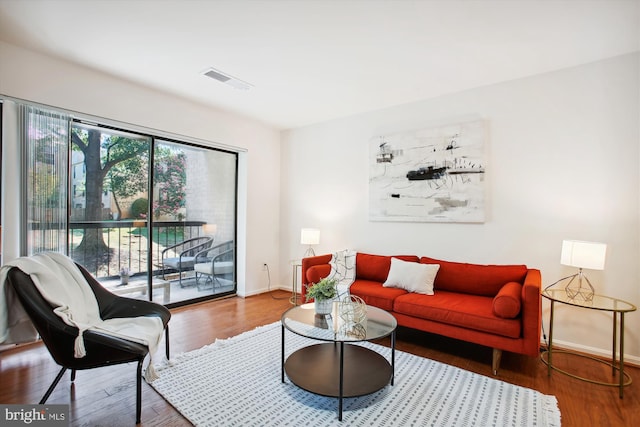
[0,252,164,381]
[327,249,356,297]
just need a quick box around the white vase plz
[314,299,333,315]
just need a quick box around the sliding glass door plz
[152,140,237,304]
[20,105,237,306]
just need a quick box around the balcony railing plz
[66,220,208,279]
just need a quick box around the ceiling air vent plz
[201,67,253,90]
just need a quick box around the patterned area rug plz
[150,322,560,426]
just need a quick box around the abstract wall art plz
[369,120,487,223]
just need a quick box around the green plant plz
[305,278,338,302]
[130,198,148,218]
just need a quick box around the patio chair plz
[193,240,235,291]
[5,262,171,424]
[161,236,214,287]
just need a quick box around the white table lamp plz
[301,228,320,258]
[203,223,217,236]
[560,239,607,301]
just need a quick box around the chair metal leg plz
[70,369,76,382]
[178,256,185,288]
[213,274,223,290]
[136,359,143,424]
[195,272,204,291]
[165,326,170,360]
[40,367,67,404]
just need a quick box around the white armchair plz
[194,240,235,291]
[161,236,214,287]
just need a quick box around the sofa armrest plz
[520,268,542,356]
[301,254,332,299]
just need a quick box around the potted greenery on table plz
[306,277,338,314]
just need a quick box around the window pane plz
[153,140,236,303]
[69,123,151,277]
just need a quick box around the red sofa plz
[301,252,542,374]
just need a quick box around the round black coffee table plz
[281,302,397,421]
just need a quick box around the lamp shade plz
[203,223,217,235]
[300,228,320,245]
[560,240,606,270]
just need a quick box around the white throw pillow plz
[383,258,440,295]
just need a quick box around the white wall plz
[281,53,640,362]
[0,41,281,297]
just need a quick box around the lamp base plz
[303,247,316,258]
[564,269,595,302]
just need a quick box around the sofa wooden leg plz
[492,348,502,375]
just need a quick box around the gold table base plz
[541,349,632,388]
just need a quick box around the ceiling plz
[0,0,638,130]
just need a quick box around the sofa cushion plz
[393,290,521,339]
[420,257,528,297]
[356,253,419,282]
[350,279,407,312]
[383,258,440,295]
[492,282,522,319]
[306,264,331,285]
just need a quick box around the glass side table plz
[541,288,637,398]
[290,259,302,305]
[281,303,397,421]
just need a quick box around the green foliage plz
[305,278,338,302]
[28,119,67,211]
[153,147,187,218]
[106,140,149,200]
[131,198,148,218]
[32,171,62,207]
[130,226,185,247]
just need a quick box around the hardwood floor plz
[1,290,638,426]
